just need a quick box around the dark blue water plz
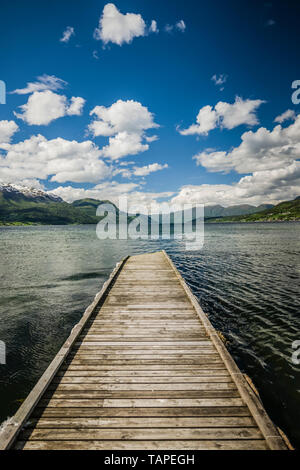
[0,223,299,446]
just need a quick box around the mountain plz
[206,197,300,223]
[72,198,119,216]
[0,183,298,226]
[0,184,98,225]
[0,183,63,203]
[204,203,273,219]
[0,186,134,225]
[72,198,137,224]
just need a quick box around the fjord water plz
[0,223,299,447]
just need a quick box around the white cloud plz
[0,134,110,184]
[176,20,186,32]
[274,109,296,123]
[171,161,300,207]
[145,135,158,142]
[67,96,86,116]
[0,120,19,144]
[60,26,75,43]
[211,74,227,86]
[211,74,227,90]
[179,105,218,136]
[101,131,149,160]
[94,3,146,46]
[11,75,67,95]
[175,114,300,207]
[165,20,186,34]
[14,90,85,125]
[194,114,300,174]
[215,97,265,129]
[133,163,168,176]
[149,20,158,33]
[88,99,159,160]
[179,97,265,136]
[51,181,173,209]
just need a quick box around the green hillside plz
[0,191,134,226]
[206,197,300,223]
[0,193,98,225]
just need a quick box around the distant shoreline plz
[1,219,299,227]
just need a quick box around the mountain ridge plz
[0,183,298,225]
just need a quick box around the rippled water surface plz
[0,224,299,446]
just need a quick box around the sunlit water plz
[0,223,299,447]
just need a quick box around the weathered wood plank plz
[21,427,263,441]
[32,406,251,418]
[15,440,269,450]
[53,376,232,384]
[57,368,230,376]
[48,382,237,391]
[30,416,256,428]
[38,398,245,408]
[45,390,240,399]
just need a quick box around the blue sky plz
[0,0,299,207]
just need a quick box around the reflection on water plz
[0,223,299,446]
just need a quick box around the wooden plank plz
[57,369,230,377]
[32,406,251,418]
[67,359,223,366]
[62,364,229,370]
[53,376,232,384]
[48,382,237,391]
[45,390,240,399]
[15,440,269,450]
[74,347,215,353]
[38,398,244,408]
[21,427,263,441]
[30,416,256,428]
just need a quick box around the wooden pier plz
[0,251,288,450]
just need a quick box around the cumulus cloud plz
[175,114,300,207]
[101,132,149,160]
[171,162,300,207]
[67,96,86,116]
[88,99,159,160]
[14,90,85,125]
[179,97,265,136]
[194,114,300,174]
[179,105,218,136]
[94,3,147,46]
[51,181,174,209]
[0,134,110,184]
[60,26,75,43]
[0,120,19,144]
[11,74,67,95]
[274,109,296,123]
[133,163,168,176]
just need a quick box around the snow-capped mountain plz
[0,183,63,203]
